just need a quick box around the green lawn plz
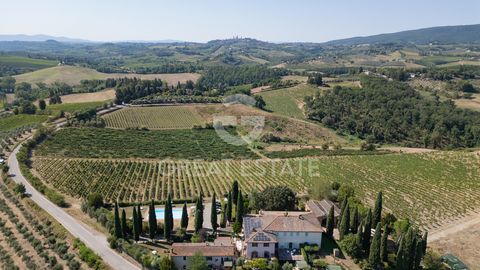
[0,114,48,132]
[257,84,319,119]
[35,127,259,160]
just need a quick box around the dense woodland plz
[196,65,288,90]
[305,76,480,148]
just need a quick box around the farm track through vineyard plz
[32,151,480,230]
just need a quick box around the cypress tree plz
[226,191,233,222]
[149,200,157,240]
[339,204,350,240]
[326,206,335,238]
[352,222,364,259]
[137,204,143,235]
[396,235,406,270]
[113,202,122,238]
[164,194,173,240]
[373,191,383,228]
[236,191,244,226]
[362,209,373,252]
[220,203,227,228]
[350,206,359,234]
[368,223,382,269]
[380,225,389,262]
[414,236,424,270]
[404,227,416,270]
[338,197,348,227]
[194,195,204,232]
[133,206,139,242]
[121,209,128,238]
[421,231,428,254]
[181,202,189,229]
[232,181,239,204]
[211,193,218,232]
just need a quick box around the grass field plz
[193,104,348,145]
[35,127,258,160]
[257,84,319,119]
[103,106,204,129]
[59,88,115,104]
[31,151,480,230]
[0,114,48,132]
[14,65,201,86]
[45,101,107,114]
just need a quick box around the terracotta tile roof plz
[306,200,340,218]
[243,211,323,242]
[263,215,323,232]
[244,230,277,243]
[171,242,235,257]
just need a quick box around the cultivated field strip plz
[32,151,480,230]
[32,157,306,202]
[103,106,204,129]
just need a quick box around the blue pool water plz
[155,208,183,219]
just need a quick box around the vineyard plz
[31,157,306,203]
[35,127,259,160]
[32,151,480,230]
[103,106,205,129]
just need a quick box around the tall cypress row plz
[121,209,128,238]
[211,193,218,232]
[380,224,389,262]
[362,209,373,253]
[373,191,383,228]
[326,206,335,238]
[137,204,142,235]
[220,202,227,228]
[396,235,406,270]
[149,200,157,240]
[232,181,239,205]
[226,191,233,222]
[164,194,173,240]
[339,204,350,240]
[194,195,204,232]
[132,206,139,242]
[338,197,348,227]
[236,191,244,225]
[350,206,360,234]
[181,202,189,229]
[113,202,122,238]
[368,223,382,268]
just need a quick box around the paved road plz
[8,144,140,270]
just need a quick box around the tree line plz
[305,75,480,149]
[333,190,428,270]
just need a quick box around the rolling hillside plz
[325,24,480,45]
[13,65,201,86]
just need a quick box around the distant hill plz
[325,24,480,45]
[0,34,92,43]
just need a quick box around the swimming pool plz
[155,208,183,219]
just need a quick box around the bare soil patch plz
[429,211,480,269]
[250,85,271,94]
[60,88,116,104]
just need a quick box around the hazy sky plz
[2,0,479,42]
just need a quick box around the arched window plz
[264,251,270,258]
[251,251,258,258]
